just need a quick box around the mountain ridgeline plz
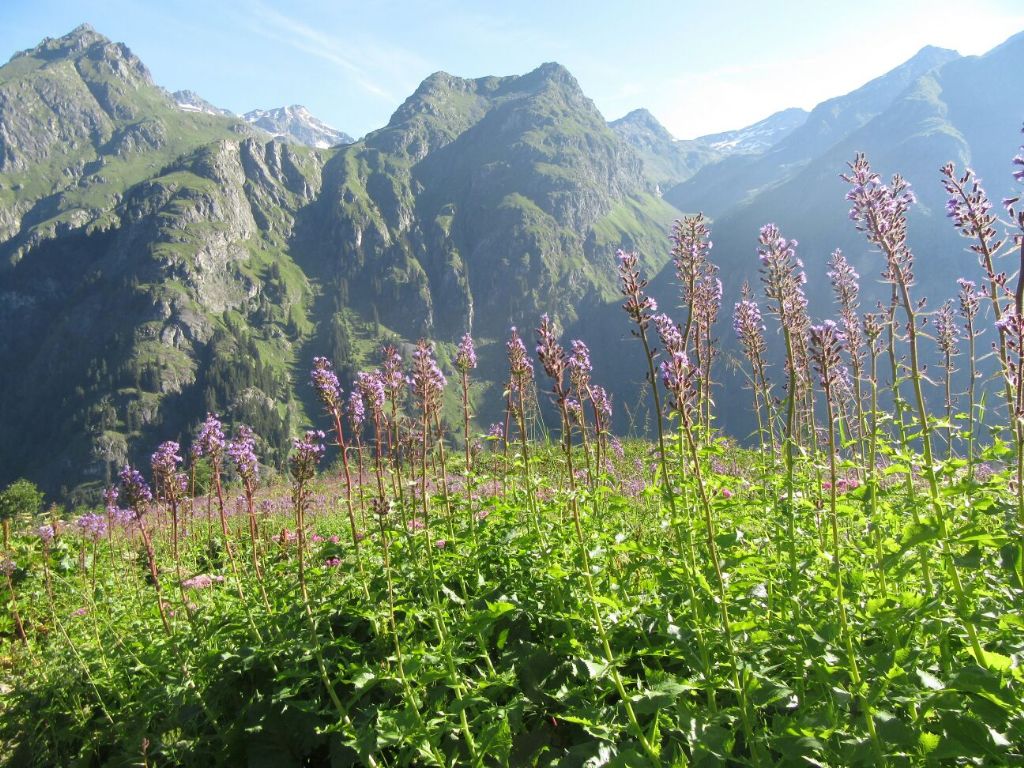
[2,24,1023,499]
[0,25,676,498]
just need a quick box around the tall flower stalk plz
[410,339,479,762]
[862,312,889,598]
[844,153,985,663]
[506,327,540,531]
[119,465,171,636]
[733,283,776,458]
[810,321,883,759]
[311,357,361,556]
[537,314,663,764]
[228,426,266,590]
[957,280,982,477]
[288,431,370,757]
[942,163,1015,423]
[662,338,755,756]
[618,250,679,520]
[757,224,810,606]
[1002,130,1024,523]
[827,250,867,469]
[381,346,407,506]
[358,371,388,500]
[934,299,960,459]
[454,333,478,538]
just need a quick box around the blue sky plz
[3,0,1024,140]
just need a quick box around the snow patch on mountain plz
[243,105,354,149]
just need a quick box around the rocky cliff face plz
[314,62,670,340]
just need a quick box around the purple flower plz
[74,513,107,541]
[455,332,477,372]
[0,557,16,575]
[323,557,342,568]
[72,607,89,618]
[610,435,625,458]
[151,441,185,501]
[356,371,386,415]
[36,524,55,544]
[151,441,182,479]
[411,340,446,412]
[380,346,406,401]
[103,486,119,515]
[182,574,225,590]
[660,350,695,412]
[568,339,592,391]
[590,385,612,424]
[486,422,505,440]
[118,465,152,512]
[506,327,534,391]
[941,163,1008,270]
[957,279,982,323]
[311,357,342,415]
[692,273,723,330]
[347,389,365,434]
[733,296,766,358]
[535,314,567,384]
[653,313,684,356]
[935,300,960,358]
[810,321,847,391]
[290,430,326,484]
[617,250,657,330]
[758,224,809,333]
[227,425,259,487]
[672,215,714,303]
[842,154,916,284]
[193,413,225,460]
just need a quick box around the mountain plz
[244,105,354,149]
[0,29,675,498]
[171,89,232,117]
[611,106,809,191]
[609,108,720,189]
[663,44,962,218]
[0,24,340,494]
[171,93,354,149]
[312,63,674,341]
[694,107,808,155]
[4,23,1022,498]
[647,31,1024,438]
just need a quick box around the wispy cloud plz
[240,1,428,102]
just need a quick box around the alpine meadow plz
[2,14,1024,768]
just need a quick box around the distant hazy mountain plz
[664,44,962,218]
[609,108,720,189]
[611,106,808,191]
[244,105,354,148]
[171,89,233,117]
[694,107,808,155]
[647,32,1024,438]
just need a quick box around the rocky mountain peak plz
[28,23,108,57]
[172,90,233,117]
[611,109,676,144]
[11,23,154,87]
[243,105,353,149]
[524,61,580,89]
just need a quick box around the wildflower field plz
[1,144,1024,766]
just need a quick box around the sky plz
[3,0,1024,141]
